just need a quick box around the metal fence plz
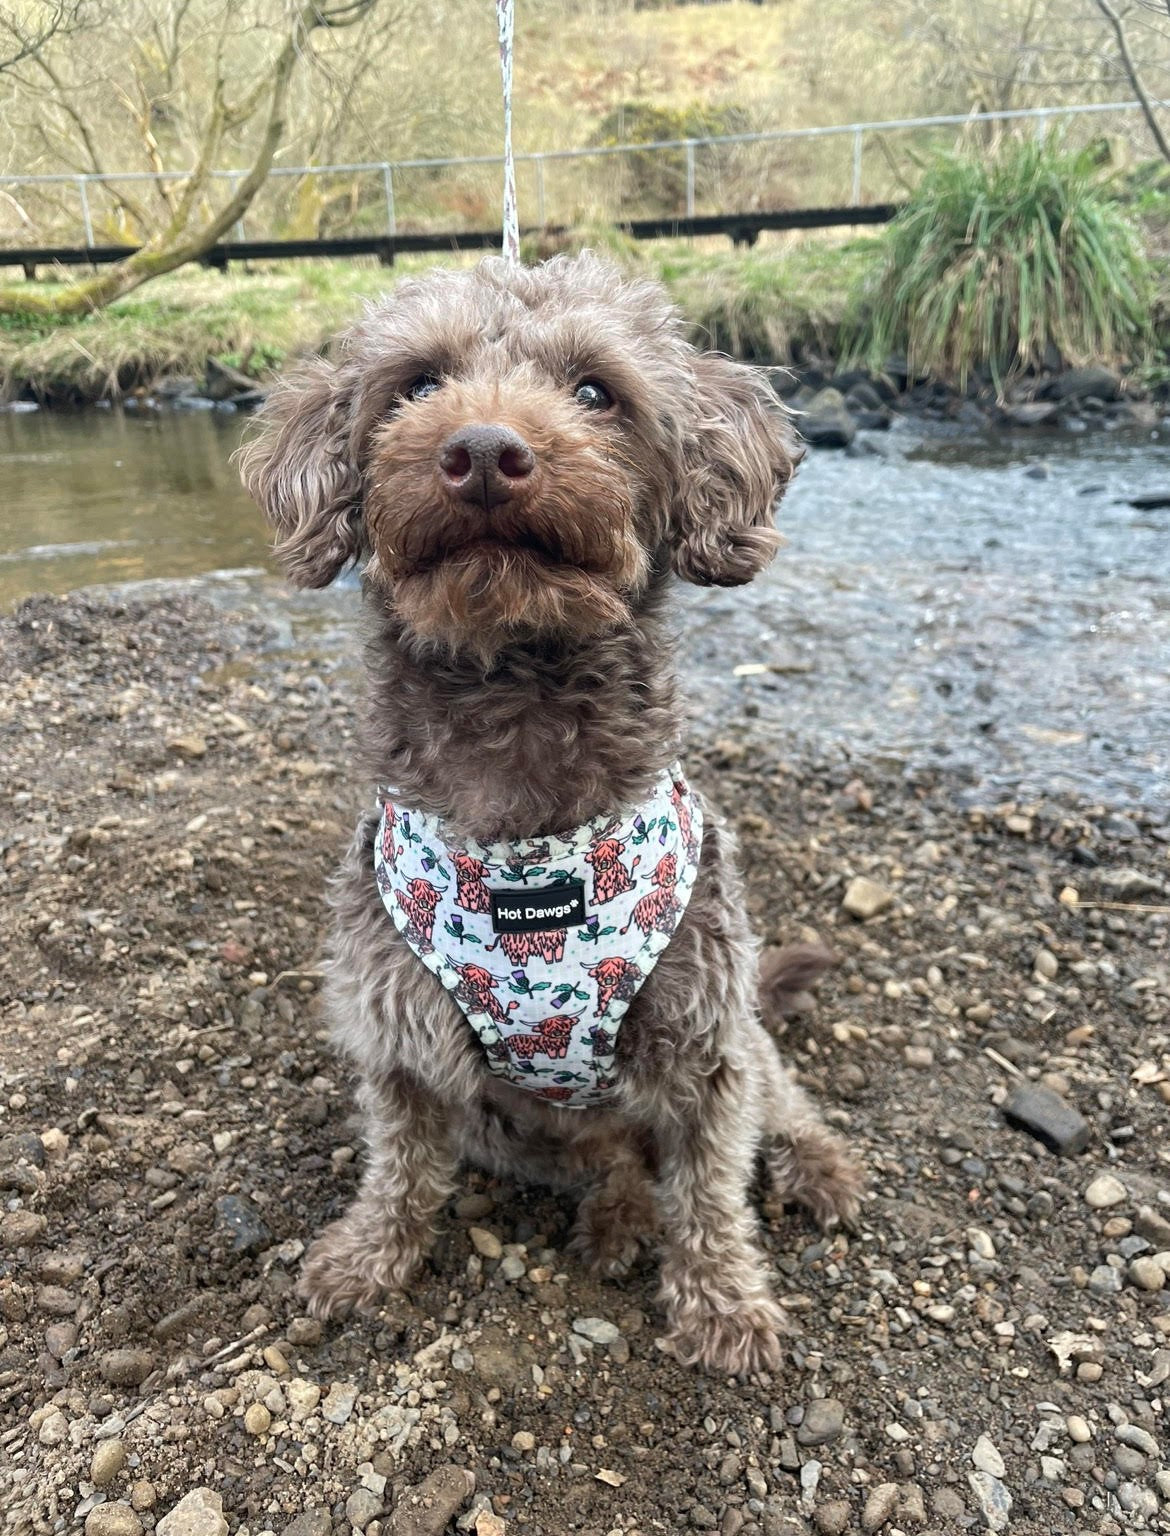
[1,98,1165,248]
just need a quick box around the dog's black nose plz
[439,424,535,507]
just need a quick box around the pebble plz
[1136,1206,1170,1248]
[1001,1082,1090,1156]
[130,1483,156,1512]
[972,1434,1005,1477]
[91,1439,126,1487]
[1067,1415,1092,1443]
[45,1321,78,1357]
[469,1227,502,1259]
[281,1513,331,1536]
[1084,1173,1127,1209]
[321,1382,358,1424]
[813,1501,852,1535]
[968,1471,1012,1533]
[156,1489,228,1536]
[286,1379,321,1419]
[214,1194,271,1254]
[904,1045,933,1068]
[511,1430,535,1452]
[37,1409,68,1445]
[98,1349,154,1387]
[572,1316,620,1345]
[499,1254,526,1280]
[860,1482,898,1532]
[244,1402,272,1436]
[1129,1256,1166,1290]
[85,1505,143,1536]
[796,1398,846,1446]
[842,876,894,921]
[386,1465,475,1535]
[345,1489,383,1531]
[1116,1423,1159,1457]
[286,1317,322,1347]
[1033,946,1059,980]
[967,1228,996,1261]
[1,1210,47,1247]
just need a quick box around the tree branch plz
[1091,0,1170,164]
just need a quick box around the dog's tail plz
[758,942,836,1027]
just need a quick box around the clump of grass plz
[520,221,645,268]
[849,134,1154,390]
[656,240,878,363]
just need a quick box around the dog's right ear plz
[238,354,362,588]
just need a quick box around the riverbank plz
[2,588,1169,1535]
[3,241,1170,442]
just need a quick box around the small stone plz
[1084,1173,1127,1209]
[1002,1083,1091,1156]
[346,1489,383,1531]
[286,1379,321,1420]
[321,1382,358,1424]
[244,1402,272,1436]
[98,1349,154,1387]
[967,1228,996,1262]
[511,1430,535,1452]
[455,1193,494,1220]
[499,1254,526,1281]
[1116,1423,1159,1457]
[904,1045,933,1069]
[85,1505,143,1536]
[1,1210,47,1248]
[572,1317,620,1345]
[1129,1256,1166,1291]
[45,1321,78,1358]
[1088,1263,1122,1296]
[814,1501,852,1536]
[130,1483,157,1512]
[91,1439,126,1487]
[842,877,894,921]
[214,1194,271,1254]
[1067,1415,1092,1443]
[1077,1361,1103,1382]
[967,1472,1012,1533]
[156,1489,228,1536]
[281,1513,331,1536]
[167,733,207,759]
[797,1399,846,1446]
[286,1317,322,1347]
[469,1227,502,1260]
[1033,947,1059,980]
[386,1465,475,1535]
[972,1435,1005,1477]
[37,1409,68,1445]
[475,1514,506,1536]
[861,1482,899,1532]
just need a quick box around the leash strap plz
[496,0,520,262]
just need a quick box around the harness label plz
[490,880,586,934]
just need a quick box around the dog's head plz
[240,254,799,660]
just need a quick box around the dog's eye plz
[574,380,614,412]
[405,374,442,402]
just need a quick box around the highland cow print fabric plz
[374,767,704,1108]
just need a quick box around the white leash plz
[496,0,520,262]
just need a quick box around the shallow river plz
[2,407,1168,808]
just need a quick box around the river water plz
[2,407,1168,808]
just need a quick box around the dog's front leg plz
[299,1071,455,1319]
[652,1060,789,1375]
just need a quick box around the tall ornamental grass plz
[852,135,1154,390]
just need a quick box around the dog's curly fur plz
[240,254,862,1376]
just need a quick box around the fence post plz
[535,154,546,225]
[382,163,396,237]
[685,140,696,220]
[851,128,863,206]
[78,175,94,248]
[231,173,245,242]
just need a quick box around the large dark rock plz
[798,387,856,449]
[205,356,260,402]
[1002,1083,1090,1157]
[214,1194,271,1255]
[1044,365,1122,402]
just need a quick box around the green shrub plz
[849,134,1154,390]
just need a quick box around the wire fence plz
[1,98,1165,249]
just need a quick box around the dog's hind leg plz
[750,1019,863,1230]
[299,1071,455,1318]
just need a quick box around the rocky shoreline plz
[2,591,1170,1536]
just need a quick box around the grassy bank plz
[0,239,872,402]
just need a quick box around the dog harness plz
[374,766,703,1108]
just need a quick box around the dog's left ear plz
[669,351,800,587]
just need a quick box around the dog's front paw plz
[298,1219,423,1319]
[665,1294,791,1376]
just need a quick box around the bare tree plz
[0,0,380,317]
[0,1,84,73]
[1090,0,1170,162]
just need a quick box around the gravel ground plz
[2,591,1169,1536]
